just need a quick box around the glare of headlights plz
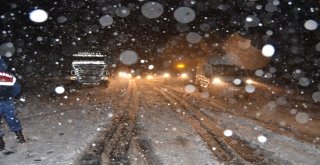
[246,79,254,84]
[136,75,141,79]
[163,73,170,78]
[212,77,222,84]
[118,72,131,78]
[180,73,188,79]
[146,75,153,80]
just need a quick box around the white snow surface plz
[0,87,113,165]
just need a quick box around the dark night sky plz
[0,0,319,86]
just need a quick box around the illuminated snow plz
[200,91,209,98]
[298,77,310,87]
[312,91,320,102]
[184,85,196,93]
[119,50,139,65]
[265,3,277,12]
[255,70,264,77]
[0,42,15,57]
[276,96,288,106]
[257,135,267,143]
[290,109,297,115]
[262,44,275,57]
[148,65,154,70]
[304,20,318,30]
[295,112,309,124]
[223,130,233,137]
[116,7,130,17]
[29,9,48,23]
[141,2,164,19]
[99,15,113,27]
[233,79,241,85]
[57,15,67,23]
[186,32,202,44]
[316,42,320,52]
[55,86,65,94]
[245,15,260,27]
[174,7,196,23]
[246,17,253,22]
[245,84,255,93]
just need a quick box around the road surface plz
[0,77,319,165]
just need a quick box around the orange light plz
[177,63,186,69]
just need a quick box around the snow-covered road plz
[0,77,319,165]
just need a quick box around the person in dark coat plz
[0,58,26,151]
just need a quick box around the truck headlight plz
[246,79,254,84]
[70,76,77,80]
[180,73,188,79]
[212,77,222,84]
[163,73,170,78]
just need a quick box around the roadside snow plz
[0,87,114,165]
[199,109,320,165]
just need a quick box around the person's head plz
[0,57,8,71]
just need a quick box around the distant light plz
[177,63,186,69]
[29,9,48,23]
[180,73,188,79]
[212,77,222,84]
[118,72,131,78]
[146,75,153,80]
[245,79,254,84]
[262,44,275,57]
[136,75,141,79]
[163,73,170,78]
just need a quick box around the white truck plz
[68,52,109,85]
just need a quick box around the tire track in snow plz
[77,80,157,165]
[169,86,320,147]
[154,87,275,164]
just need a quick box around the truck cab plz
[69,52,109,85]
[195,59,254,97]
